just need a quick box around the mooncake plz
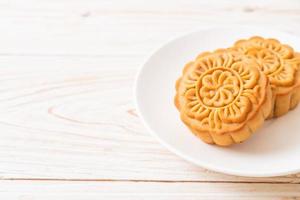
[233,36,300,117]
[175,50,272,146]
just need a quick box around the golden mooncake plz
[175,50,272,146]
[233,36,300,117]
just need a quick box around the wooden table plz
[0,0,300,199]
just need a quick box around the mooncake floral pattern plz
[198,68,241,107]
[182,52,262,131]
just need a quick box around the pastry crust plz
[232,36,300,117]
[175,50,272,146]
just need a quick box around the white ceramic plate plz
[135,26,300,177]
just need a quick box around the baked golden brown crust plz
[175,50,272,146]
[232,36,300,117]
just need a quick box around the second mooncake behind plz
[233,36,300,117]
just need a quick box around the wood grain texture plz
[0,180,299,199]
[0,0,299,198]
[0,0,299,56]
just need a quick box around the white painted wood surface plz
[0,0,299,198]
